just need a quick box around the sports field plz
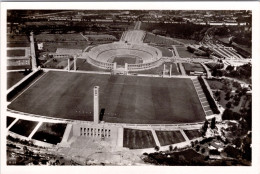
[112,57,138,65]
[123,128,156,149]
[9,119,38,137]
[7,71,28,89]
[155,130,185,146]
[7,49,25,57]
[184,129,201,140]
[8,71,205,124]
[32,122,67,144]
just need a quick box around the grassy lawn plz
[9,119,38,137]
[170,63,181,75]
[35,34,86,42]
[123,128,156,149]
[7,35,30,47]
[131,63,180,75]
[206,79,224,90]
[32,122,67,144]
[7,50,25,57]
[143,32,179,46]
[7,71,29,89]
[7,116,16,128]
[112,57,138,65]
[8,71,205,124]
[182,63,205,75]
[43,58,68,69]
[155,130,185,146]
[173,38,197,44]
[42,42,89,52]
[207,79,250,113]
[7,70,44,102]
[7,65,31,70]
[184,129,201,140]
[155,46,173,57]
[175,46,195,58]
[76,59,110,72]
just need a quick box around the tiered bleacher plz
[200,43,243,59]
[120,30,146,43]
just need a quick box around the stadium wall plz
[87,56,114,70]
[198,76,220,114]
[7,69,44,101]
[127,58,163,71]
[71,123,120,147]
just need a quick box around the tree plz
[225,91,231,101]
[215,90,220,97]
[154,146,160,151]
[196,145,200,152]
[191,141,195,147]
[210,117,216,129]
[202,120,209,136]
[23,146,28,154]
[226,65,234,72]
[226,102,232,109]
[232,81,240,88]
[201,148,206,154]
[169,145,173,151]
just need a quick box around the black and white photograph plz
[0,1,259,174]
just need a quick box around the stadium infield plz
[8,71,205,124]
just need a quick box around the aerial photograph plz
[5,9,252,166]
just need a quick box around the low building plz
[49,48,83,58]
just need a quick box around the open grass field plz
[7,71,28,89]
[76,59,110,72]
[43,58,67,69]
[9,119,38,137]
[8,71,205,124]
[123,128,156,149]
[206,79,224,90]
[175,46,195,58]
[131,63,180,75]
[7,50,25,57]
[184,129,201,140]
[143,33,179,46]
[7,65,31,71]
[173,38,197,44]
[155,46,173,57]
[42,42,89,52]
[182,63,205,74]
[112,57,138,65]
[35,34,86,42]
[7,116,16,128]
[7,35,30,47]
[155,130,185,146]
[32,123,67,144]
[7,70,44,102]
[170,63,181,75]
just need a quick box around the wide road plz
[134,21,142,30]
